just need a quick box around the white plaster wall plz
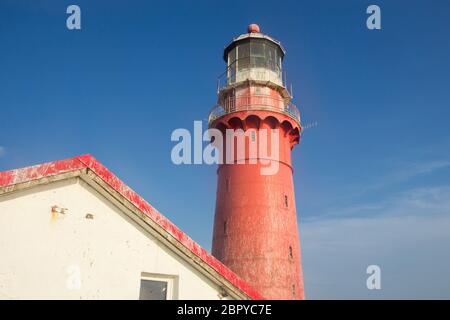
[0,178,232,300]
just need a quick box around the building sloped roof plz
[0,154,263,300]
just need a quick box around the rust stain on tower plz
[209,24,304,300]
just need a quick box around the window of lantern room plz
[237,43,250,71]
[228,47,236,84]
[251,40,265,69]
[265,44,277,72]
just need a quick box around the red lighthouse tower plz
[209,24,304,300]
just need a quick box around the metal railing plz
[208,95,301,126]
[220,95,284,110]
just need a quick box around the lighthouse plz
[209,24,304,300]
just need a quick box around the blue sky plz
[1,0,450,299]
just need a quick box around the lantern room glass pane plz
[228,47,237,83]
[251,41,264,57]
[277,47,283,70]
[237,43,250,70]
[228,47,236,65]
[266,45,276,71]
[238,43,250,59]
[251,40,265,68]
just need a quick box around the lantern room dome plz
[247,23,260,33]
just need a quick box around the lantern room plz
[223,24,285,86]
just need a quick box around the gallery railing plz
[208,95,301,126]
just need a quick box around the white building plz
[0,154,262,300]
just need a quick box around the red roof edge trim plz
[0,157,87,187]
